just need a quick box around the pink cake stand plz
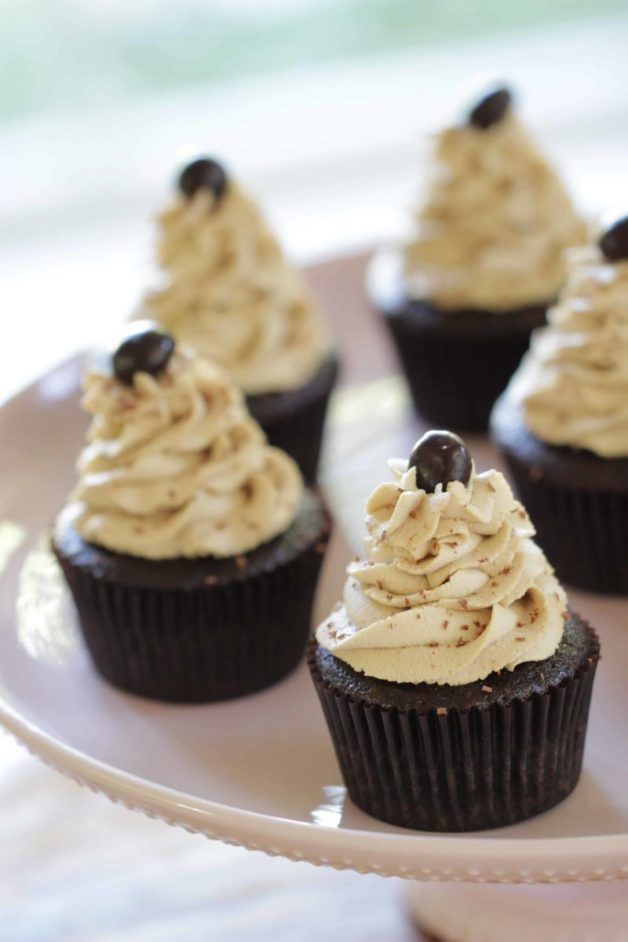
[1,347,627,941]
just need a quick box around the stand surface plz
[1,256,627,893]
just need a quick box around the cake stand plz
[1,347,628,941]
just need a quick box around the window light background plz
[2,1,628,400]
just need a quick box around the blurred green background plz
[3,0,626,122]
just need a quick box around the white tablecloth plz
[0,734,418,941]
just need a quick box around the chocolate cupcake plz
[368,85,586,432]
[492,215,628,594]
[136,157,339,482]
[53,323,331,702]
[308,431,599,831]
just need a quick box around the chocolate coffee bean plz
[468,85,512,130]
[409,430,472,493]
[178,157,228,200]
[112,321,175,385]
[599,214,628,262]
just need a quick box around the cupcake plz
[368,85,586,432]
[53,322,332,702]
[492,214,628,594]
[308,430,599,831]
[137,157,339,482]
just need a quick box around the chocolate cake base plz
[308,614,599,832]
[369,256,547,433]
[247,352,339,484]
[53,491,332,702]
[491,393,628,594]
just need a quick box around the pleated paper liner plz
[382,300,546,434]
[492,395,628,595]
[504,472,628,595]
[308,622,600,832]
[53,493,331,703]
[247,352,339,484]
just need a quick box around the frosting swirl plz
[510,246,628,458]
[139,182,327,395]
[60,345,303,559]
[404,114,586,310]
[316,461,566,685]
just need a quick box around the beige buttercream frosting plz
[404,113,586,310]
[316,461,566,685]
[59,345,303,559]
[509,246,628,458]
[139,181,328,395]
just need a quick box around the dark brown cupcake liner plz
[500,464,628,594]
[382,301,546,434]
[54,499,331,703]
[247,352,339,483]
[492,394,628,595]
[308,631,599,832]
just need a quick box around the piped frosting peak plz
[404,97,586,310]
[139,174,327,395]
[317,446,566,685]
[510,243,628,458]
[61,341,303,560]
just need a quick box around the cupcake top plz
[509,215,628,458]
[316,431,566,685]
[404,85,586,311]
[138,157,328,396]
[58,322,303,560]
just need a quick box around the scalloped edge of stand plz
[2,701,628,885]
